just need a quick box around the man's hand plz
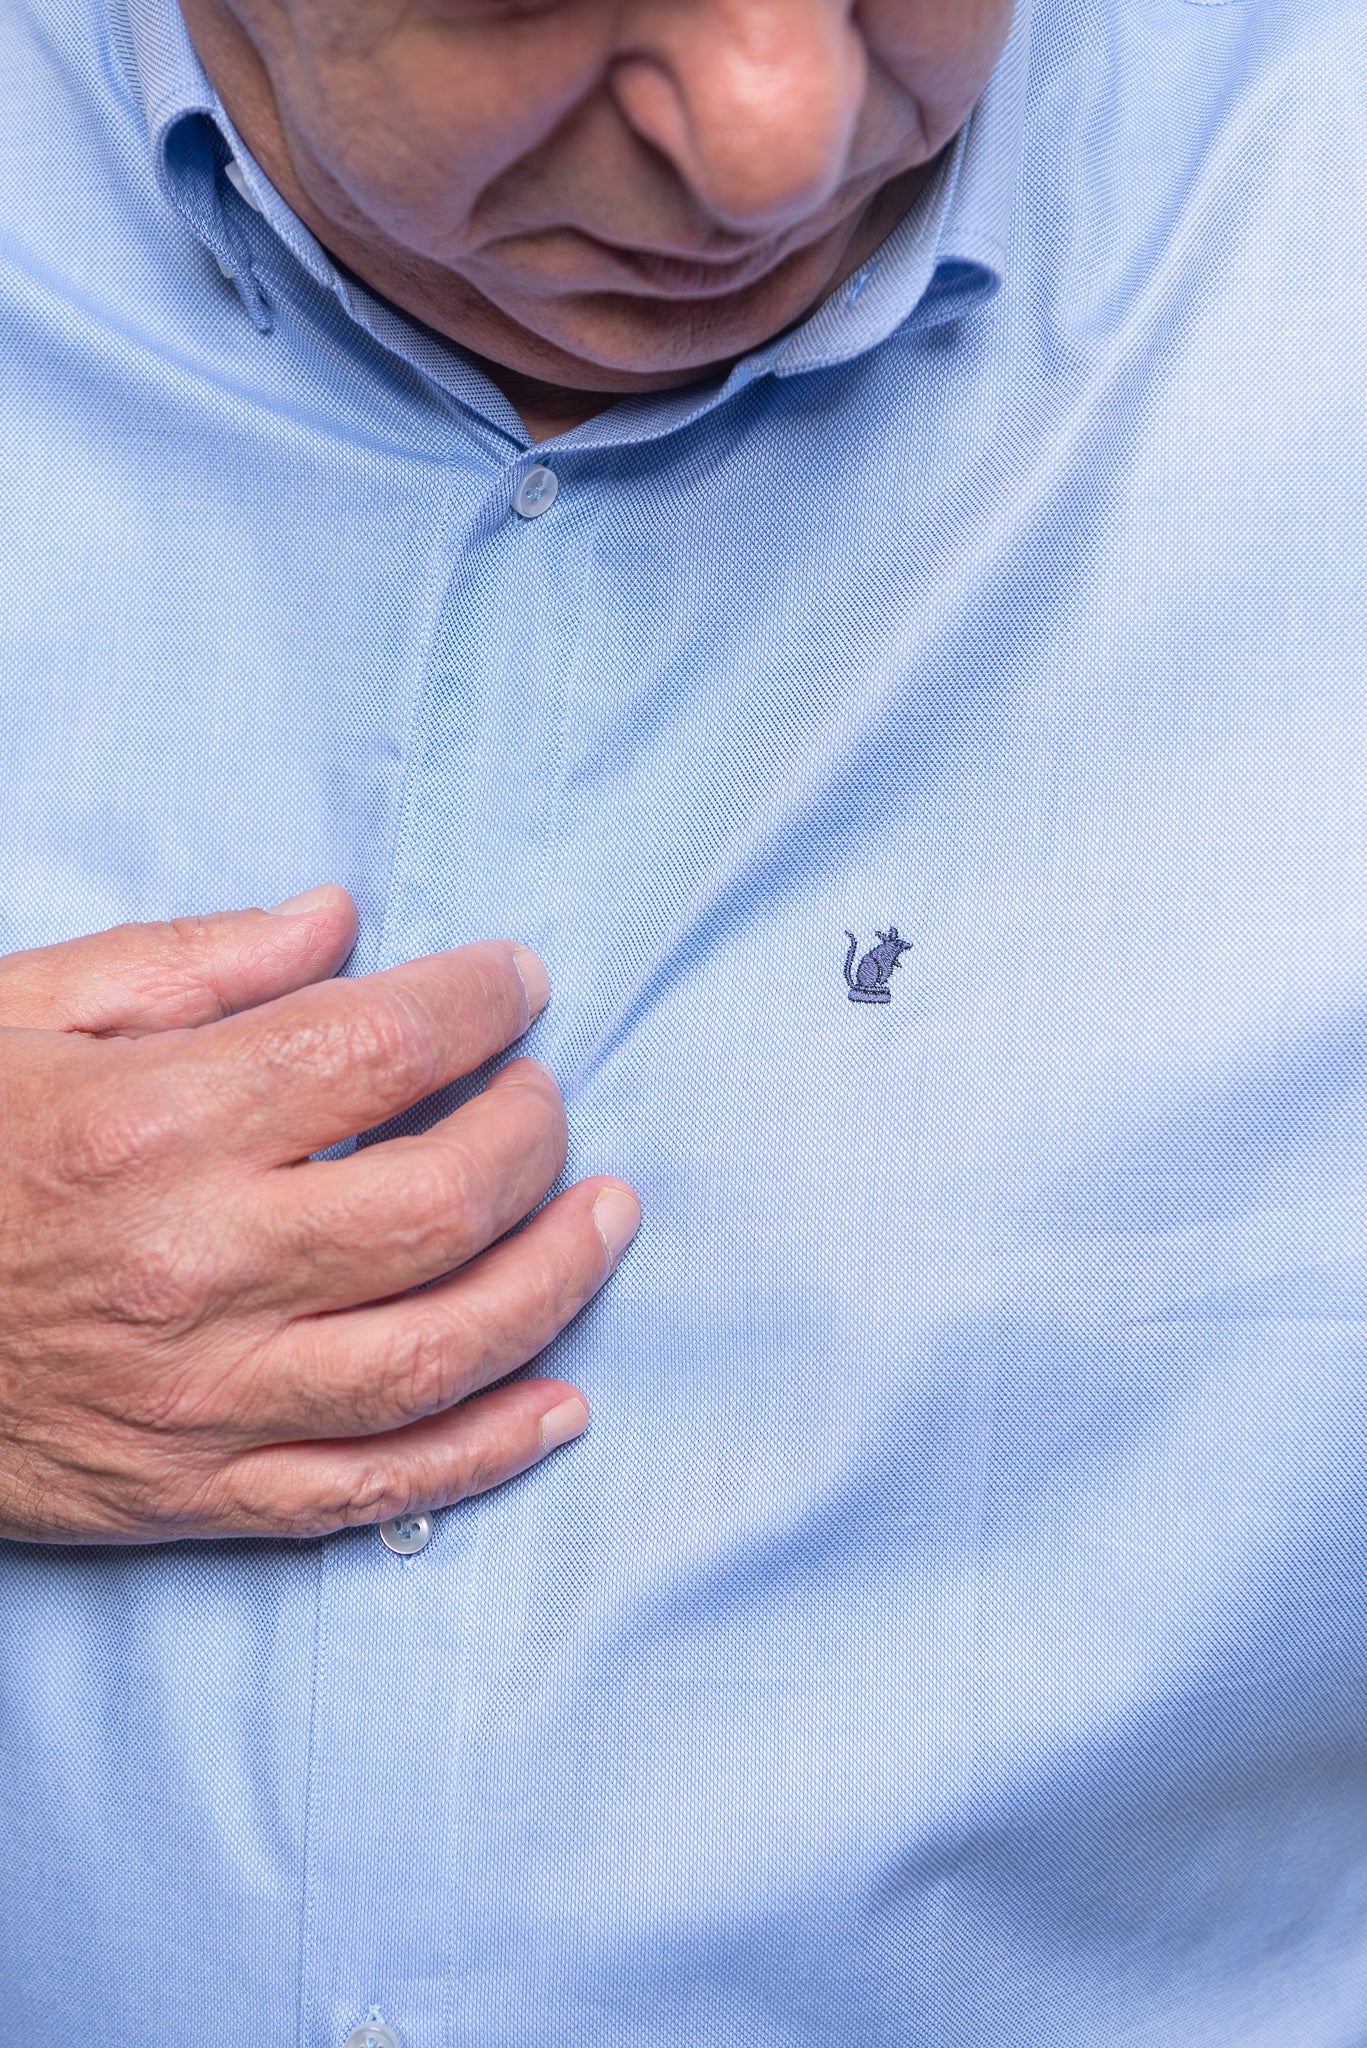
[0,886,638,1543]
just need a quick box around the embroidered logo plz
[843,927,911,1004]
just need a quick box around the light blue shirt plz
[4,0,1367,2040]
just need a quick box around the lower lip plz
[583,237,793,297]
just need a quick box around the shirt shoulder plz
[1019,0,1367,339]
[0,0,215,330]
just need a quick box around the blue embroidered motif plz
[843,928,911,1004]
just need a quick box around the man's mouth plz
[569,230,811,299]
[479,197,876,311]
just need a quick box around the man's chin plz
[478,254,846,393]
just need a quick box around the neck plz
[461,358,639,443]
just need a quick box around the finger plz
[216,1375,592,1538]
[0,887,357,1035]
[253,1057,568,1312]
[236,1178,638,1443]
[169,939,549,1162]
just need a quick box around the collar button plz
[513,464,560,519]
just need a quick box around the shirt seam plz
[296,1540,329,2048]
[365,457,481,985]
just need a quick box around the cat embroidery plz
[843,926,911,1004]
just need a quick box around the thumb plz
[0,885,358,1035]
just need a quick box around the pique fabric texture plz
[3,0,1367,2042]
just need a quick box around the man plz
[1,0,1364,2038]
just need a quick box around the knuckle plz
[452,1445,510,1501]
[224,1426,525,1540]
[144,916,236,1024]
[109,1460,187,1532]
[189,1454,384,1540]
[474,1072,568,1194]
[333,1441,506,1520]
[163,914,218,956]
[56,1075,188,1188]
[94,1231,220,1339]
[293,1309,468,1440]
[343,1466,406,1524]
[348,987,439,1096]
[406,1150,481,1239]
[389,1141,527,1273]
[295,1462,406,1535]
[528,1226,602,1333]
[180,1467,299,1538]
[262,987,437,1111]
[386,1312,458,1421]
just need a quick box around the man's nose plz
[610,0,867,234]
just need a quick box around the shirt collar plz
[118,0,1031,404]
[773,0,1032,376]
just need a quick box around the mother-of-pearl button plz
[512,465,559,519]
[377,1512,431,1555]
[344,2016,402,2048]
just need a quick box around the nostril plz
[611,55,692,182]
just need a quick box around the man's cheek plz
[859,0,1014,140]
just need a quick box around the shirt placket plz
[296,439,603,2048]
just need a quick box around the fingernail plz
[268,884,340,917]
[540,1395,590,1454]
[592,1184,641,1272]
[513,945,551,1020]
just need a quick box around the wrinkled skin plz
[178,0,1015,430]
[0,891,637,1542]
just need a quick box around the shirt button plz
[344,2024,402,2048]
[378,1511,432,1555]
[512,465,559,519]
